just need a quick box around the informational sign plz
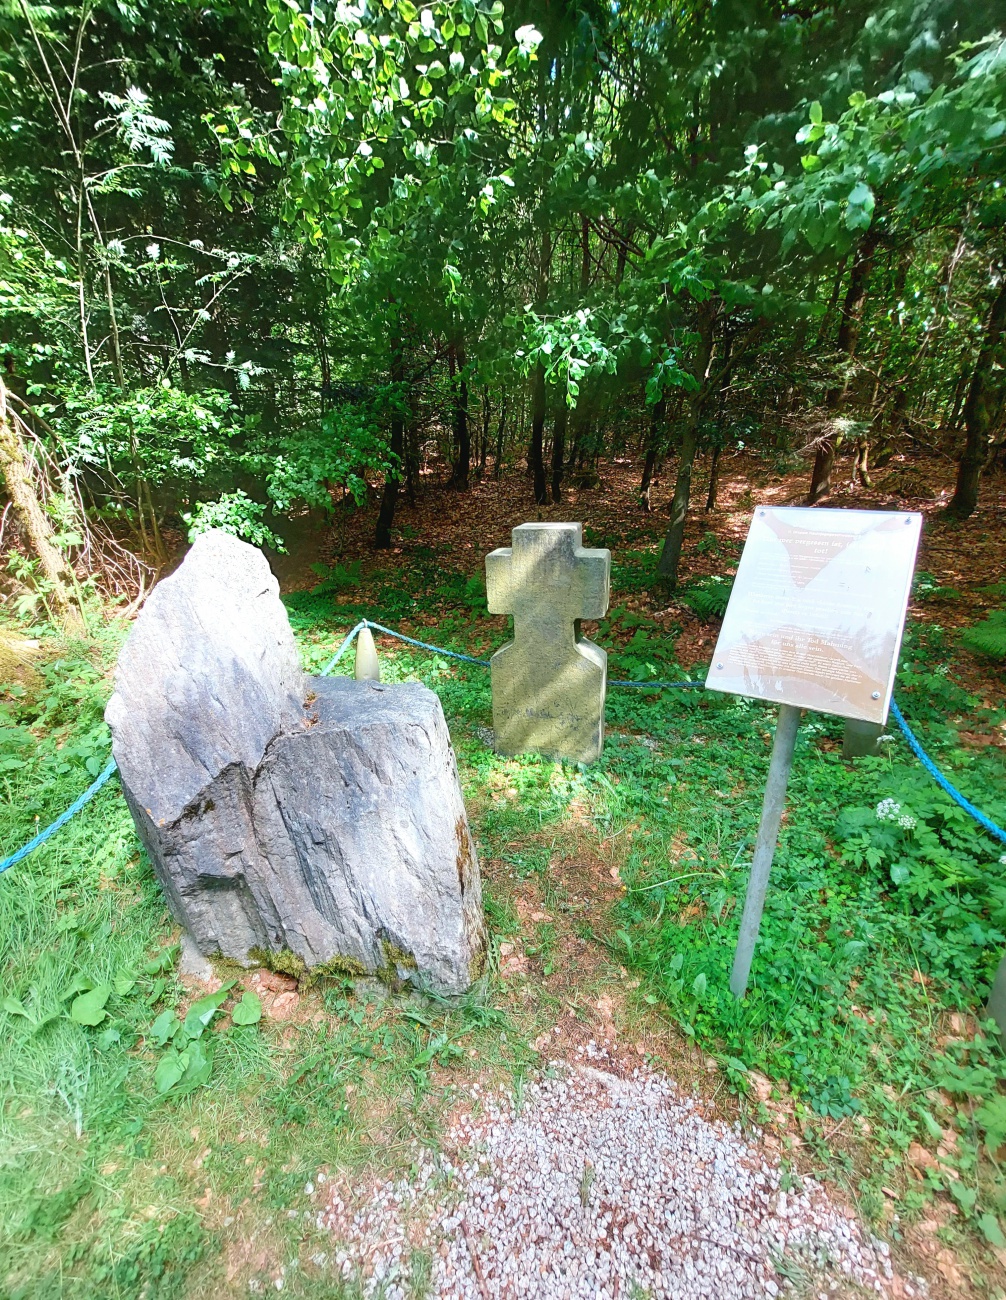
[706,507,922,725]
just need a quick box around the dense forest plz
[2,0,1004,614]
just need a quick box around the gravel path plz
[318,1052,909,1299]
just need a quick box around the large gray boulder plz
[106,530,485,995]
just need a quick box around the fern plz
[678,574,733,620]
[310,560,362,595]
[961,609,1006,661]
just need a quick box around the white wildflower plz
[898,814,917,831]
[876,798,901,822]
[1000,854,1006,866]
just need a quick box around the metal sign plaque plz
[706,507,922,724]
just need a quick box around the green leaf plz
[948,1180,977,1214]
[59,974,94,1001]
[230,990,262,1026]
[3,994,29,1018]
[691,972,707,999]
[149,1008,180,1047]
[809,101,823,125]
[154,1047,189,1094]
[143,945,178,976]
[398,0,418,18]
[181,981,235,1040]
[177,1038,214,1092]
[113,973,136,997]
[976,1095,1006,1151]
[979,1213,1006,1248]
[71,986,112,1027]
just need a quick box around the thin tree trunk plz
[948,274,1006,519]
[494,394,507,479]
[405,416,419,505]
[639,397,665,510]
[0,381,82,629]
[550,401,567,503]
[815,253,849,348]
[478,387,490,476]
[450,337,470,490]
[809,231,881,503]
[851,436,873,488]
[375,327,406,548]
[530,363,547,504]
[705,444,722,511]
[529,223,551,505]
[656,303,717,586]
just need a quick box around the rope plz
[360,620,491,667]
[610,678,705,690]
[328,619,705,683]
[318,619,368,676]
[4,620,1003,874]
[889,698,1006,847]
[0,758,118,875]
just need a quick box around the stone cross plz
[485,522,611,763]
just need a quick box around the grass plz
[1,567,1006,1295]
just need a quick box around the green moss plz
[247,947,307,980]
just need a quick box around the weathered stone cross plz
[485,523,611,763]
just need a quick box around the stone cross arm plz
[485,522,610,627]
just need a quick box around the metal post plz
[730,703,802,999]
[842,719,884,759]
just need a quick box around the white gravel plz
[318,1051,909,1299]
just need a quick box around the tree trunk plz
[529,222,552,506]
[851,435,873,488]
[656,303,716,586]
[705,444,722,511]
[550,401,567,503]
[0,381,82,630]
[639,397,665,510]
[947,274,1006,519]
[807,433,843,504]
[375,329,406,548]
[810,229,881,502]
[494,393,507,479]
[478,387,490,477]
[453,339,470,490]
[530,363,548,505]
[405,417,419,505]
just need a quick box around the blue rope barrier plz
[337,619,706,684]
[361,620,491,667]
[610,678,706,690]
[0,758,118,875]
[318,619,368,676]
[4,619,1003,875]
[889,698,1006,847]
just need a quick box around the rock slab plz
[485,522,610,764]
[106,530,485,995]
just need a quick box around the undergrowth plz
[1,574,1005,1292]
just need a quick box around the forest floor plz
[1,444,1005,1299]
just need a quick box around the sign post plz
[729,702,801,998]
[706,507,923,998]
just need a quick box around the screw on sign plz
[705,507,923,998]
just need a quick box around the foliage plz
[183,490,284,551]
[676,575,734,621]
[961,608,1006,661]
